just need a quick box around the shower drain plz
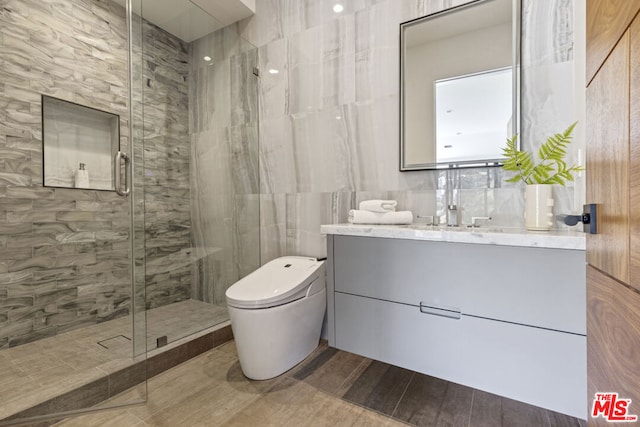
[97,334,131,349]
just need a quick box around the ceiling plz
[405,0,512,47]
[112,0,255,42]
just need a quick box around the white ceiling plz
[112,0,255,42]
[405,0,512,47]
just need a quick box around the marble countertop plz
[320,224,586,250]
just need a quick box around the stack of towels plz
[348,200,413,225]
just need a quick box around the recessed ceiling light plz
[333,4,344,13]
[336,115,342,120]
[268,68,279,74]
[203,56,212,62]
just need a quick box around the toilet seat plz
[225,256,324,309]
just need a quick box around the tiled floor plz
[145,301,229,350]
[54,341,588,427]
[0,300,228,421]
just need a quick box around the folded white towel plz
[348,210,413,225]
[358,199,398,213]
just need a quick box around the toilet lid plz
[225,256,325,309]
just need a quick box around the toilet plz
[225,256,326,380]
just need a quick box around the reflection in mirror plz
[435,67,512,163]
[400,0,520,171]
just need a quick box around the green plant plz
[502,122,584,185]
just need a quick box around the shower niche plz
[42,95,119,190]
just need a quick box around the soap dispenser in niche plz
[75,163,90,188]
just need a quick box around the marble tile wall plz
[0,0,192,347]
[188,27,261,305]
[0,0,131,349]
[139,20,193,309]
[232,0,583,262]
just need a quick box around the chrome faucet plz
[446,205,458,227]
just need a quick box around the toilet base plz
[228,288,326,380]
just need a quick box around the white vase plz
[524,184,554,231]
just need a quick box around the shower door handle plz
[114,151,131,197]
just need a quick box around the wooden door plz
[586,1,640,424]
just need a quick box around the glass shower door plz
[138,0,260,350]
[0,0,148,424]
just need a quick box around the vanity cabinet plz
[325,234,586,419]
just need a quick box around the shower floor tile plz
[145,300,229,352]
[0,300,228,421]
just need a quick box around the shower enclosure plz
[0,0,259,423]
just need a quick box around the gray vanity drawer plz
[332,235,586,335]
[334,292,587,419]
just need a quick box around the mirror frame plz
[399,0,521,171]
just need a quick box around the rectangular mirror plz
[42,95,120,190]
[400,0,520,171]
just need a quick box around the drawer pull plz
[419,302,461,320]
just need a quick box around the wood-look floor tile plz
[474,390,582,427]
[219,358,288,396]
[502,396,551,427]
[342,360,413,416]
[469,389,503,427]
[221,377,323,426]
[345,407,406,427]
[291,342,337,381]
[393,373,473,426]
[546,410,588,427]
[392,373,447,425]
[335,357,374,397]
[137,349,287,425]
[302,391,363,426]
[9,377,110,420]
[49,342,588,427]
[437,382,474,426]
[53,409,147,426]
[121,351,239,421]
[141,387,259,427]
[292,345,368,396]
[215,340,238,356]
[307,395,406,427]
